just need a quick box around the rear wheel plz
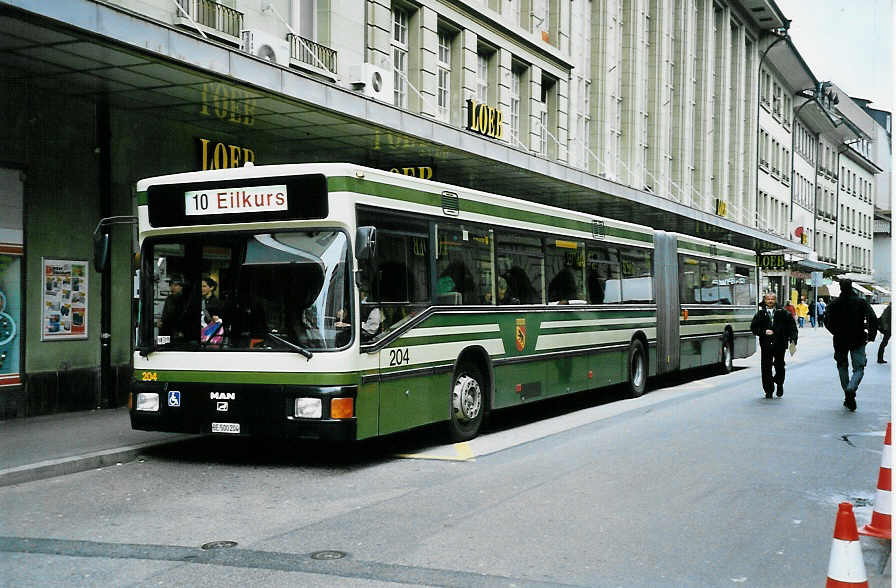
[720,335,734,373]
[448,364,486,442]
[627,339,647,398]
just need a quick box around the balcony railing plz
[177,0,243,38]
[289,34,337,75]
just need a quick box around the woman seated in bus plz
[200,276,220,327]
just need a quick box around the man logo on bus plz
[515,318,526,352]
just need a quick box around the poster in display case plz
[41,258,88,341]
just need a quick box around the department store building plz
[0,0,831,416]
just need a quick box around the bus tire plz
[627,339,647,398]
[449,363,485,442]
[720,334,734,374]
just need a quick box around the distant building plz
[853,98,892,302]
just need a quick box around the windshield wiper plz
[267,331,313,359]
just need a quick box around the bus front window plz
[144,231,352,351]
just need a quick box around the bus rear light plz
[294,397,322,419]
[135,392,159,412]
[330,398,354,419]
[588,370,593,379]
[515,384,522,393]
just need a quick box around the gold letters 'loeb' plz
[198,138,256,171]
[466,99,504,140]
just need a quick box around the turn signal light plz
[330,397,354,419]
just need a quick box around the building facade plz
[1,0,887,417]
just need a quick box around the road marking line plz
[395,442,476,461]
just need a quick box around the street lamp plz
[753,22,790,301]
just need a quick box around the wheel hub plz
[453,375,482,423]
[632,352,644,387]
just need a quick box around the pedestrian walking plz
[797,297,809,328]
[817,297,826,328]
[878,302,891,364]
[808,299,817,328]
[824,280,878,411]
[750,292,798,399]
[785,300,797,319]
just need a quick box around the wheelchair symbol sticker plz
[167,390,181,407]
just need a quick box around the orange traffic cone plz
[859,422,892,540]
[826,502,868,587]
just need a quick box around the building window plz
[437,31,451,122]
[392,7,408,109]
[583,79,591,169]
[477,52,489,104]
[510,69,521,146]
[508,0,521,28]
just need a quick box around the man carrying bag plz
[751,292,798,399]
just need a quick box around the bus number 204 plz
[388,348,410,367]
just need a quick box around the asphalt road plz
[0,327,891,587]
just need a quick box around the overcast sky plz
[775,0,893,112]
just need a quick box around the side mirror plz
[93,232,110,273]
[355,226,376,262]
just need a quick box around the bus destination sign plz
[184,185,288,216]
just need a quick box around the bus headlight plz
[135,392,160,412]
[294,397,322,419]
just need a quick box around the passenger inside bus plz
[548,268,578,304]
[359,282,382,342]
[501,266,537,304]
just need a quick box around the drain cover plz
[201,540,238,550]
[853,498,873,507]
[311,550,347,560]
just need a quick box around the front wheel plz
[448,364,486,442]
[627,339,647,398]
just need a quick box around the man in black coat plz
[750,292,798,398]
[825,279,878,411]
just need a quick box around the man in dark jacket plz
[877,302,891,364]
[750,292,798,399]
[825,279,878,411]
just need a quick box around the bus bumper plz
[129,381,358,441]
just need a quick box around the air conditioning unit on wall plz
[349,63,394,102]
[241,29,290,66]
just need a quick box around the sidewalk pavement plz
[0,325,889,488]
[0,406,191,487]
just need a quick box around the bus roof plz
[137,163,754,263]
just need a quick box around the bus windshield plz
[143,230,353,352]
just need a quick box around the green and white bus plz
[130,163,757,441]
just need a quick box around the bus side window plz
[496,233,543,304]
[733,265,754,306]
[356,208,431,338]
[717,262,735,305]
[586,245,621,304]
[679,254,700,304]
[620,247,653,303]
[437,223,492,305]
[546,240,585,303]
[700,260,720,304]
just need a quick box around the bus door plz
[653,231,680,374]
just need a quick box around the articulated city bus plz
[130,163,756,441]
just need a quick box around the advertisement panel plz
[41,258,89,341]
